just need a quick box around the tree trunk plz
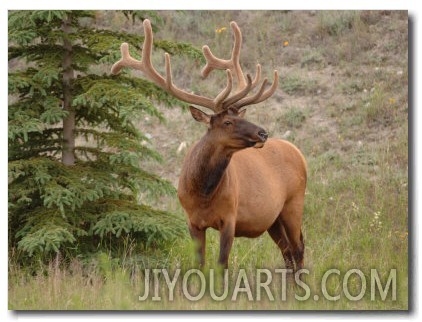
[62,15,75,166]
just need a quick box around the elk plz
[111,19,307,273]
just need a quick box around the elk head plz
[111,19,278,151]
[189,107,268,150]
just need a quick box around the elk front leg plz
[189,224,206,268]
[218,221,235,269]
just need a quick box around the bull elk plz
[111,19,307,273]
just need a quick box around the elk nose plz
[258,130,268,142]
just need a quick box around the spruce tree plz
[8,10,201,262]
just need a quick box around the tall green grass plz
[9,135,408,310]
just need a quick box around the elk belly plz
[234,204,281,238]
[232,182,284,236]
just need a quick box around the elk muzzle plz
[254,129,268,148]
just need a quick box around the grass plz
[279,107,307,128]
[8,10,408,311]
[279,74,320,96]
[9,138,408,310]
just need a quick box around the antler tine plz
[222,74,253,109]
[164,53,234,114]
[201,21,248,91]
[232,70,279,110]
[221,64,261,109]
[251,64,262,88]
[111,19,278,114]
[201,46,230,79]
[111,19,224,113]
[111,43,141,74]
[200,21,277,111]
[213,70,233,111]
[111,19,166,87]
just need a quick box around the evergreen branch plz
[92,200,186,242]
[74,129,161,162]
[8,10,194,262]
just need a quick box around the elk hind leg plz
[267,217,294,271]
[280,198,305,272]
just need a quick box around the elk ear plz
[189,106,211,125]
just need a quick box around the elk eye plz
[224,121,232,126]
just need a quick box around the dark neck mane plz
[188,136,231,198]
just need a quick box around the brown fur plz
[178,108,307,270]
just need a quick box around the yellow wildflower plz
[215,27,227,34]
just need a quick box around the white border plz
[2,0,416,10]
[2,1,418,321]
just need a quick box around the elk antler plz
[111,19,278,114]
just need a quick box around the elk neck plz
[186,133,233,199]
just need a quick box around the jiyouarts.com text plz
[137,268,397,302]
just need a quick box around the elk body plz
[111,19,307,272]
